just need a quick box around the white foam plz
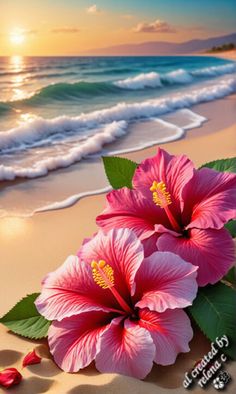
[114,72,162,89]
[34,186,112,213]
[192,63,236,77]
[170,108,207,129]
[0,121,127,180]
[113,64,236,90]
[162,69,193,84]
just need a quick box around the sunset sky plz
[1,0,236,56]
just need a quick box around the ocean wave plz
[192,63,236,77]
[114,72,162,89]
[84,67,133,76]
[0,63,235,109]
[114,69,193,89]
[27,81,122,102]
[162,69,193,84]
[2,81,121,106]
[0,67,37,77]
[114,64,236,90]
[0,77,235,157]
[0,121,127,180]
[30,71,79,80]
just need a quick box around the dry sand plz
[0,122,236,393]
[206,49,236,61]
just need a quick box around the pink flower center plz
[91,260,133,315]
[150,180,181,232]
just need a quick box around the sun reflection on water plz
[18,112,38,124]
[10,55,24,73]
[9,55,30,101]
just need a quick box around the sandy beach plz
[0,50,236,393]
[207,49,236,61]
[0,124,236,393]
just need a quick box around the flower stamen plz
[150,180,172,208]
[150,180,181,232]
[91,260,133,314]
[92,260,114,289]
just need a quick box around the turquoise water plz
[0,56,235,115]
[0,55,235,182]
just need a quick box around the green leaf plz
[102,156,138,189]
[188,283,236,359]
[199,157,236,172]
[0,293,50,339]
[225,220,236,238]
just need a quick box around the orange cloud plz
[51,27,80,34]
[133,19,176,33]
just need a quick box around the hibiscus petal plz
[96,187,169,237]
[79,228,144,296]
[95,317,155,379]
[139,308,193,365]
[182,167,236,230]
[35,255,121,321]
[48,311,112,372]
[133,148,194,214]
[134,251,198,312]
[157,228,235,287]
[141,233,160,257]
[22,350,41,367]
[0,368,22,389]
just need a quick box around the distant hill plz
[84,32,236,56]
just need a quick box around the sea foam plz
[0,121,127,180]
[114,64,236,90]
[114,72,162,89]
[192,63,236,77]
[113,69,193,89]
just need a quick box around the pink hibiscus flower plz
[97,148,236,286]
[35,229,198,379]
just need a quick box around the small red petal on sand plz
[0,367,22,389]
[22,349,42,367]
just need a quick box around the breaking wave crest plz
[114,63,236,90]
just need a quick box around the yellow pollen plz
[150,180,172,208]
[98,260,106,268]
[91,261,98,269]
[91,260,114,289]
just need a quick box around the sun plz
[10,29,25,45]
